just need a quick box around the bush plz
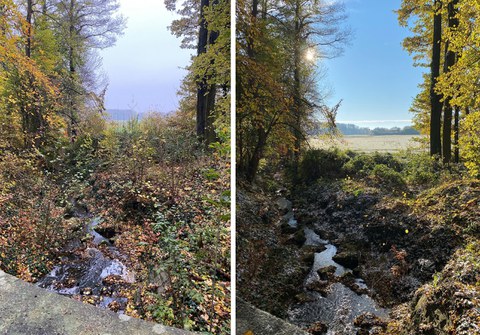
[370,164,407,192]
[401,152,442,185]
[343,152,403,176]
[299,149,348,182]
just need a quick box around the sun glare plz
[305,48,316,62]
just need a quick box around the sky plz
[322,0,426,128]
[99,0,192,114]
[100,0,425,127]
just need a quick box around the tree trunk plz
[442,0,459,163]
[245,129,267,183]
[430,0,442,157]
[196,0,218,144]
[68,0,77,141]
[292,2,302,175]
[454,107,459,163]
[26,0,32,58]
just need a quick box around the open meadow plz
[309,134,426,153]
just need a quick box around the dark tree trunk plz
[291,2,302,175]
[443,101,452,163]
[68,0,77,141]
[430,0,442,157]
[454,107,459,163]
[196,0,218,144]
[245,129,267,183]
[26,0,32,58]
[442,0,459,163]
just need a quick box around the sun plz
[305,48,316,62]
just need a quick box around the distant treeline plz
[312,123,420,136]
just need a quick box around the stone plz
[332,251,359,269]
[317,266,336,280]
[236,298,309,335]
[0,270,195,334]
[276,198,292,214]
[307,321,328,335]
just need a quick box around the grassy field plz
[309,134,426,153]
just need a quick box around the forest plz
[0,0,230,334]
[237,0,480,334]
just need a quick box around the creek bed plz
[37,214,134,314]
[288,226,389,334]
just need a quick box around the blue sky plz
[322,0,426,128]
[100,0,425,127]
[99,0,192,114]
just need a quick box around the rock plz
[237,298,309,335]
[339,271,355,285]
[305,279,329,294]
[301,252,315,264]
[0,269,194,334]
[288,230,306,246]
[281,221,298,234]
[307,321,328,335]
[276,198,292,214]
[417,258,434,270]
[107,300,121,312]
[354,312,387,330]
[317,266,336,280]
[295,292,315,303]
[332,251,359,269]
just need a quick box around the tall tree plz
[236,0,349,181]
[430,0,442,157]
[166,0,230,145]
[48,0,125,140]
[441,0,459,163]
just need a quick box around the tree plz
[277,0,349,170]
[47,0,126,140]
[0,0,62,149]
[441,0,459,163]
[166,0,230,145]
[430,0,442,157]
[236,0,349,181]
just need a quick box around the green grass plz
[309,135,426,153]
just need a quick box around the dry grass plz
[309,135,426,153]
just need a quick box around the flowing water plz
[288,226,389,334]
[37,213,134,313]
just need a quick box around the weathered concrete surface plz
[236,298,308,335]
[0,270,196,335]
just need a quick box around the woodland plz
[237,0,480,334]
[0,0,230,334]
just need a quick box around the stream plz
[287,222,389,334]
[37,212,134,313]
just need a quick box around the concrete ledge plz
[236,298,308,335]
[0,270,196,335]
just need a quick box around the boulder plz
[276,198,292,214]
[332,251,359,269]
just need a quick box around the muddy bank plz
[237,184,310,318]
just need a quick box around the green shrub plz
[401,152,441,185]
[299,149,348,182]
[343,152,403,176]
[343,154,374,176]
[371,164,408,192]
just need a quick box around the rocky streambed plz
[282,203,389,334]
[37,206,135,314]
